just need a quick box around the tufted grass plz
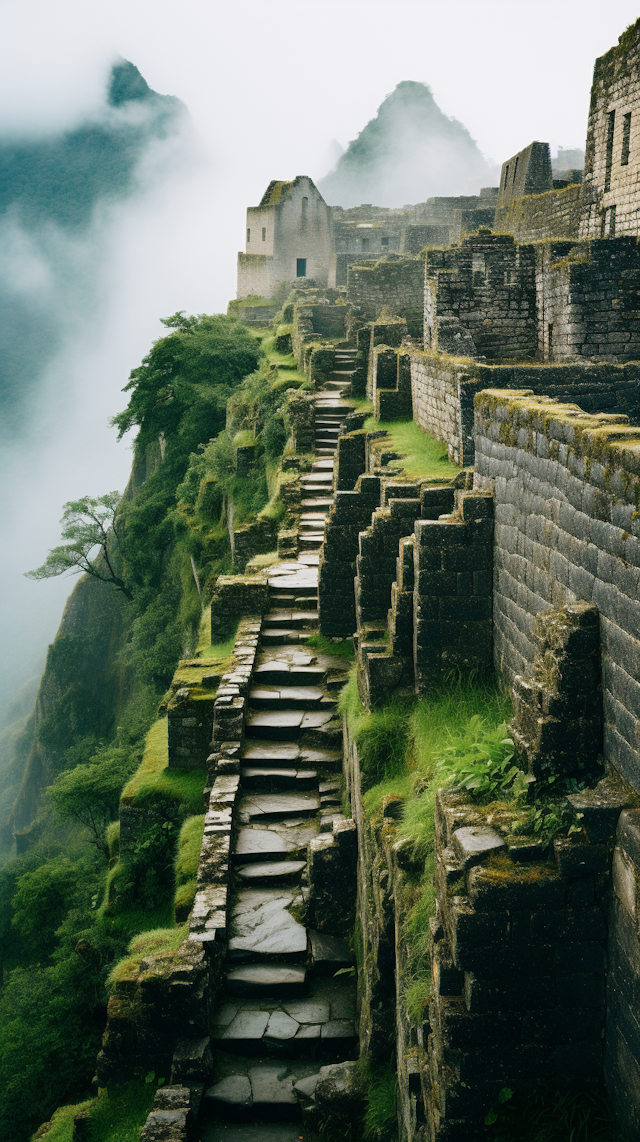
[363,416,460,480]
[106,924,188,991]
[120,719,206,814]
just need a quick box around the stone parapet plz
[474,388,640,791]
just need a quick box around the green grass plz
[121,719,206,814]
[364,417,460,481]
[362,1063,398,1141]
[86,1079,158,1142]
[175,815,205,883]
[341,666,512,1026]
[262,334,308,385]
[31,1100,95,1142]
[491,1084,622,1141]
[306,632,355,662]
[106,924,188,991]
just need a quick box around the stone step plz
[311,459,334,469]
[235,860,307,885]
[262,611,318,628]
[225,963,308,1000]
[293,596,318,610]
[240,767,318,792]
[234,827,304,864]
[248,686,327,710]
[241,742,342,770]
[213,1001,357,1057]
[314,448,336,456]
[227,888,308,962]
[199,1120,303,1141]
[261,630,312,646]
[254,663,325,684]
[300,498,334,509]
[299,485,333,495]
[299,535,324,548]
[238,792,321,821]
[204,1064,299,1121]
[300,473,333,484]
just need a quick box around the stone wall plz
[606,808,640,1140]
[473,389,640,792]
[497,184,582,242]
[410,350,640,468]
[536,237,640,363]
[347,256,424,338]
[495,140,553,219]
[580,18,640,240]
[424,234,538,361]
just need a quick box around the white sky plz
[0,0,638,708]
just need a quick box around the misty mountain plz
[0,60,186,430]
[319,80,491,207]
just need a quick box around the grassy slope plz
[364,416,460,481]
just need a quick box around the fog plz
[0,0,638,721]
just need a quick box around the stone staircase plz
[199,381,357,1142]
[322,347,357,395]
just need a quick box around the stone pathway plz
[200,384,356,1140]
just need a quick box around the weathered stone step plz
[300,473,333,484]
[254,663,324,684]
[262,611,318,628]
[225,963,308,998]
[311,458,334,469]
[241,742,342,770]
[235,860,307,884]
[213,999,357,1057]
[227,888,308,962]
[204,1063,299,1120]
[299,535,324,548]
[300,497,334,509]
[261,630,312,646]
[298,485,333,495]
[240,767,318,792]
[200,1120,303,1142]
[248,686,328,710]
[238,792,321,821]
[234,827,304,863]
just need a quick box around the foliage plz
[11,856,77,959]
[338,672,411,787]
[360,1062,398,1142]
[174,815,205,883]
[106,925,187,991]
[111,312,260,455]
[363,416,460,480]
[306,632,355,662]
[489,1083,622,1141]
[437,716,530,804]
[47,748,137,860]
[25,493,132,600]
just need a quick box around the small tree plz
[25,492,132,599]
[48,748,134,861]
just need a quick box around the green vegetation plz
[25,493,132,599]
[2,308,289,1142]
[31,1078,160,1142]
[364,417,459,480]
[489,1083,622,1141]
[361,1062,398,1141]
[340,667,512,1026]
[305,632,355,662]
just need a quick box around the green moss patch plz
[364,417,460,480]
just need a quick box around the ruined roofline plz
[257,174,326,208]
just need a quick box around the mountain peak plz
[108,60,154,106]
[319,81,491,207]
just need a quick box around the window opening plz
[504,164,509,188]
[548,323,553,359]
[262,227,266,241]
[296,258,307,278]
[512,156,519,185]
[605,110,616,191]
[246,228,250,243]
[381,237,389,247]
[362,238,370,250]
[622,113,631,166]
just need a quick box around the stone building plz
[580,19,640,238]
[236,175,333,298]
[495,140,553,219]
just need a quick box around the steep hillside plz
[319,80,491,206]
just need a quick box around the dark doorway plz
[296,258,307,277]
